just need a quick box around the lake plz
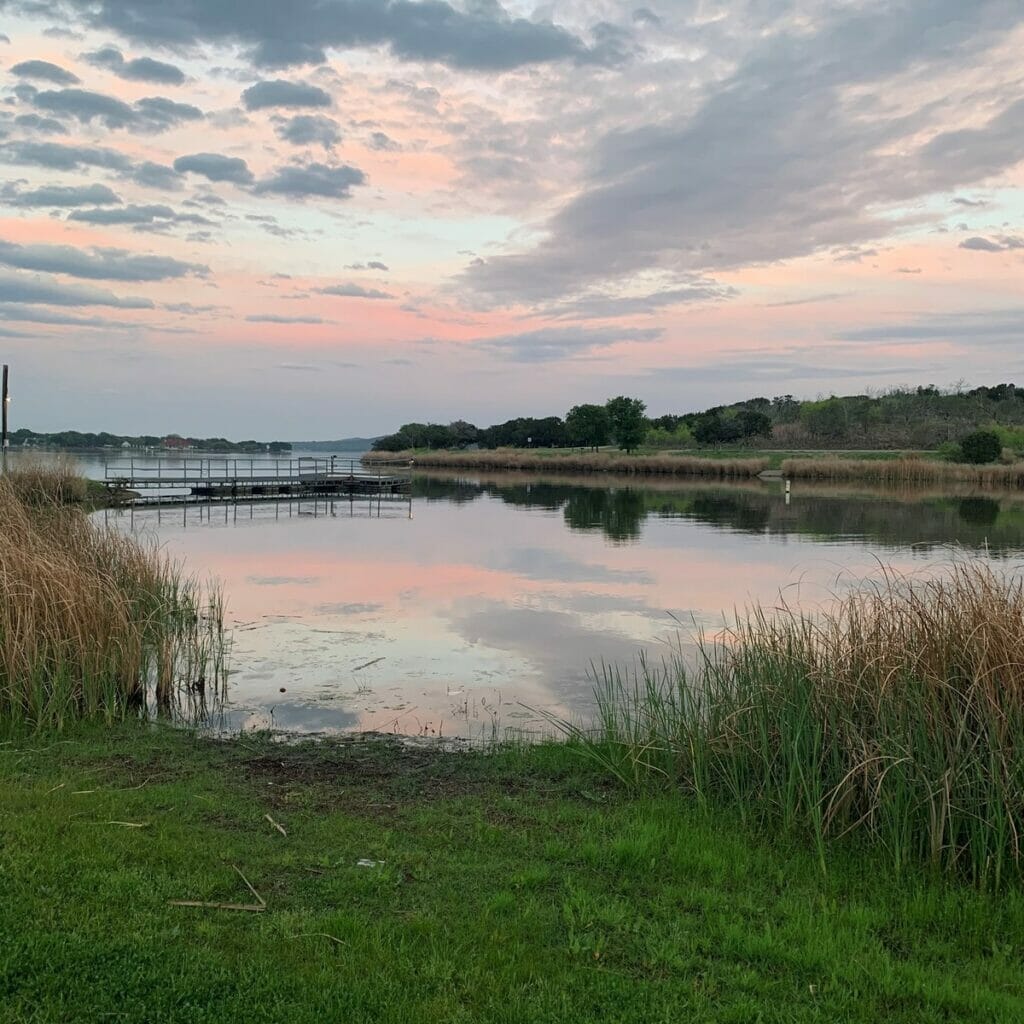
[29,450,1024,738]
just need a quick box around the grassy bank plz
[782,456,1024,487]
[4,723,1024,1022]
[565,562,1024,887]
[364,448,770,478]
[0,463,225,730]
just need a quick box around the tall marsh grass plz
[365,448,769,479]
[4,453,89,505]
[783,456,1024,488]
[561,562,1024,885]
[0,465,227,730]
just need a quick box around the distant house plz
[162,435,191,450]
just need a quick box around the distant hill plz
[292,437,381,452]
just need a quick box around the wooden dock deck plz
[104,457,412,506]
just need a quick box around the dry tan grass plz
[4,453,89,505]
[365,448,769,479]
[782,456,1024,488]
[0,466,225,729]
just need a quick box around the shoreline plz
[363,448,770,478]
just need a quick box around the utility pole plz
[1,364,8,460]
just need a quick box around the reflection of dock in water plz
[104,493,413,528]
[104,457,412,508]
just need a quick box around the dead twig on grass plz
[168,900,266,913]
[168,864,267,913]
[292,932,346,945]
[264,813,287,836]
[233,865,266,907]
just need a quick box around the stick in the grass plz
[168,900,265,913]
[264,813,287,837]
[233,865,266,906]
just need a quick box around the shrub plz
[960,429,1002,464]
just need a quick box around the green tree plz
[565,404,610,450]
[800,398,848,440]
[447,420,479,449]
[736,410,773,439]
[605,396,647,453]
[960,429,1002,464]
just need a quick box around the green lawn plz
[3,724,1024,1023]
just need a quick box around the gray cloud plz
[67,204,214,229]
[84,46,186,84]
[13,113,68,134]
[1,139,131,171]
[540,282,737,319]
[835,308,1024,343]
[959,235,1024,253]
[315,283,391,299]
[133,96,203,130]
[632,8,662,28]
[5,183,122,207]
[173,152,254,184]
[0,305,136,328]
[246,313,327,323]
[0,34,10,44]
[0,271,153,308]
[33,87,202,132]
[275,114,341,149]
[254,161,365,199]
[345,261,389,271]
[131,160,184,190]
[475,324,663,362]
[0,239,208,281]
[242,79,331,110]
[368,131,399,151]
[57,0,608,71]
[11,59,80,85]
[763,292,847,308]
[462,2,1024,304]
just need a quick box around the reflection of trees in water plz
[410,474,1021,551]
[688,495,772,534]
[563,488,646,542]
[957,497,1000,526]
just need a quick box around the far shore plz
[362,446,1024,488]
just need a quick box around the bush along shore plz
[0,460,226,731]
[363,448,771,478]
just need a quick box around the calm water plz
[27,450,1024,738]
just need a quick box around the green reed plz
[553,562,1024,886]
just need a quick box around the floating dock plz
[104,457,412,507]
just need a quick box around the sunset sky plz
[1,0,1023,438]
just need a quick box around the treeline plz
[373,384,1024,453]
[12,429,292,453]
[374,397,661,453]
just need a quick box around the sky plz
[1,0,1023,439]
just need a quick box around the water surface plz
[60,451,1023,738]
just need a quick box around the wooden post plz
[1,364,9,455]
